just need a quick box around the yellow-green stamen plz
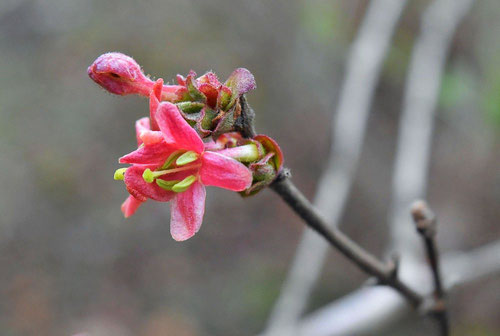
[176,151,199,166]
[172,175,197,192]
[156,179,180,191]
[142,164,201,183]
[161,150,185,169]
[114,168,127,181]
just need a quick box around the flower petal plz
[139,130,164,145]
[200,151,252,191]
[124,165,175,202]
[135,117,150,146]
[149,78,163,131]
[170,181,206,241]
[155,102,204,153]
[121,195,144,217]
[119,141,175,166]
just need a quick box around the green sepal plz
[187,76,206,103]
[218,86,232,111]
[200,108,218,131]
[172,175,197,193]
[177,101,205,114]
[156,179,180,191]
[212,107,236,139]
[176,151,199,166]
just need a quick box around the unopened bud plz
[88,52,153,96]
[88,52,188,101]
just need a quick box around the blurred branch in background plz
[295,239,500,336]
[411,201,448,336]
[263,1,408,334]
[279,0,476,335]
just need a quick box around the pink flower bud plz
[88,52,188,101]
[87,52,153,96]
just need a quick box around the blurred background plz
[0,0,499,335]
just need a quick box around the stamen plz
[156,179,180,191]
[176,151,199,166]
[114,168,127,181]
[142,164,201,183]
[161,150,185,169]
[172,175,197,192]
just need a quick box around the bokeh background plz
[0,0,499,335]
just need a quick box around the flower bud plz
[172,69,256,138]
[88,52,153,96]
[241,135,284,196]
[88,52,188,101]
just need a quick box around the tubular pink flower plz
[117,92,252,241]
[87,52,187,101]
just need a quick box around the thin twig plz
[293,239,500,336]
[269,175,423,307]
[411,200,449,336]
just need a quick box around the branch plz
[269,175,423,307]
[411,201,448,336]
[240,93,426,308]
[264,0,408,332]
[294,239,500,336]
[264,0,476,335]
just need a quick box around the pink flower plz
[116,84,253,241]
[87,52,188,101]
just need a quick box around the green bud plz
[176,151,199,166]
[142,168,155,183]
[156,179,180,191]
[114,168,127,181]
[172,175,197,193]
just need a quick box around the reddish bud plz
[87,52,153,96]
[88,52,188,101]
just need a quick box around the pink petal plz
[121,195,144,217]
[200,151,252,191]
[203,139,222,151]
[119,141,175,166]
[135,117,150,146]
[124,165,176,202]
[139,130,164,145]
[170,181,206,241]
[149,79,163,131]
[155,102,204,153]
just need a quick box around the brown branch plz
[411,200,449,336]
[269,173,424,308]
[238,94,424,309]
